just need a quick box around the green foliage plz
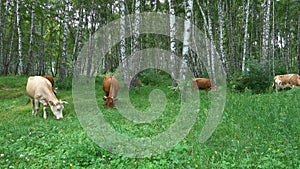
[0,76,299,168]
[230,62,272,93]
[138,69,173,86]
[57,76,73,90]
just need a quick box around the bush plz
[230,62,272,94]
[139,69,172,86]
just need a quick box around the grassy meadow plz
[0,75,299,168]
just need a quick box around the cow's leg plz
[34,99,40,115]
[42,102,48,119]
[31,99,36,115]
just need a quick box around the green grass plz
[0,75,299,168]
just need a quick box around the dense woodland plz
[0,0,300,91]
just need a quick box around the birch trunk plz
[16,0,23,75]
[120,0,130,88]
[272,0,275,75]
[71,2,83,76]
[207,0,215,82]
[196,0,211,74]
[169,0,177,86]
[59,0,69,83]
[26,0,36,75]
[218,0,227,74]
[242,0,250,73]
[131,0,140,87]
[262,0,271,73]
[180,0,193,81]
[1,0,10,75]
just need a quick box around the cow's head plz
[49,100,68,119]
[103,96,117,108]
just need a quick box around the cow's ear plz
[61,100,68,104]
[59,99,69,104]
[49,100,55,106]
[103,96,107,101]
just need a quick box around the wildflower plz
[70,163,73,167]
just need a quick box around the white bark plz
[60,0,68,82]
[218,0,227,73]
[169,0,177,86]
[16,0,23,75]
[120,0,130,88]
[195,0,211,72]
[180,0,193,81]
[262,0,271,65]
[207,0,215,81]
[132,0,140,77]
[242,0,250,73]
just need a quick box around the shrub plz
[230,62,272,94]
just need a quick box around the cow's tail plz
[25,98,31,105]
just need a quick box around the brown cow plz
[272,73,300,92]
[192,78,216,95]
[43,75,57,95]
[43,75,54,86]
[129,76,143,87]
[102,76,120,108]
[26,76,68,119]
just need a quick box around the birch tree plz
[16,0,23,75]
[242,0,250,73]
[262,0,271,73]
[25,0,36,75]
[71,2,84,75]
[195,0,211,76]
[180,0,193,81]
[218,0,227,73]
[168,0,177,86]
[131,0,140,87]
[207,0,216,82]
[1,0,11,75]
[59,0,69,83]
[120,0,130,88]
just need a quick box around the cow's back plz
[195,78,212,89]
[110,76,120,98]
[102,76,112,96]
[26,76,52,99]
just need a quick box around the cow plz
[192,78,216,95]
[102,76,120,108]
[272,73,300,92]
[129,76,143,88]
[26,76,68,119]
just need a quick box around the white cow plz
[26,76,68,119]
[272,74,300,92]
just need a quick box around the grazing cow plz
[102,76,120,108]
[130,76,143,87]
[192,78,216,95]
[43,75,57,95]
[26,76,68,119]
[272,74,300,92]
